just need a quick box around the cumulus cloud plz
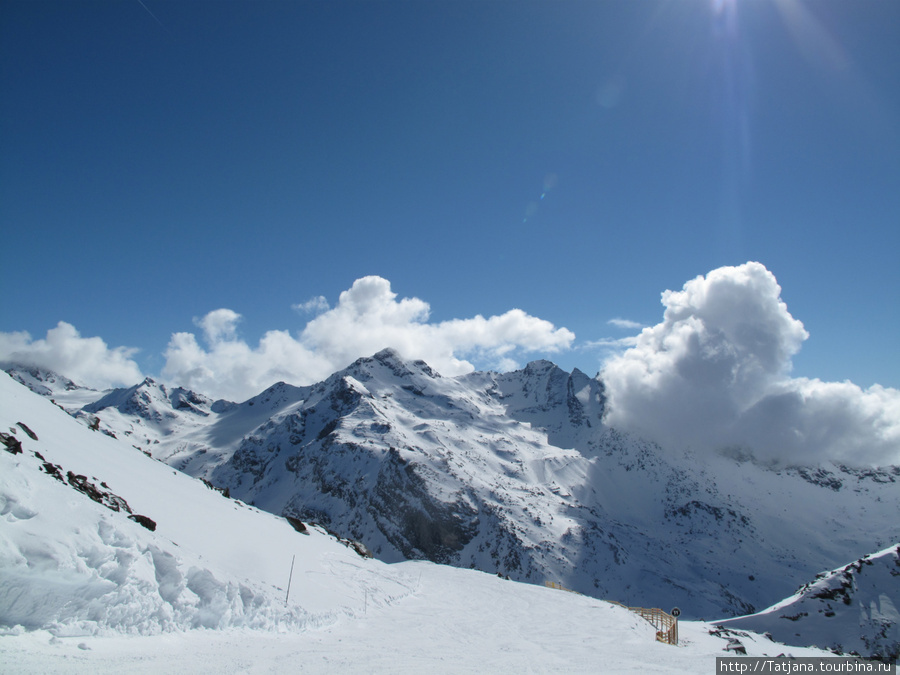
[0,321,143,390]
[601,262,900,466]
[196,308,241,344]
[162,276,575,401]
[162,326,324,403]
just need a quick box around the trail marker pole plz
[285,555,295,607]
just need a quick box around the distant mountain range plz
[6,350,900,623]
[8,369,877,667]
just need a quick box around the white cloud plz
[601,262,900,466]
[734,378,900,466]
[162,276,575,401]
[196,308,241,344]
[607,318,644,330]
[162,327,324,403]
[0,321,143,390]
[292,296,330,314]
[583,336,640,352]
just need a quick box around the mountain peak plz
[84,377,214,422]
[242,381,309,410]
[3,362,88,393]
[523,359,559,372]
[3,363,104,411]
[372,347,439,377]
[373,347,403,363]
[343,349,441,386]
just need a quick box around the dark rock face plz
[368,449,479,563]
[1,422,39,454]
[278,438,480,565]
[66,470,133,513]
[1,432,23,454]
[665,500,751,529]
[16,422,38,440]
[285,515,308,534]
[128,514,157,531]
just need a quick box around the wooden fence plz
[615,603,678,645]
[544,581,578,593]
[544,583,678,646]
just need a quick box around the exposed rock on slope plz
[719,545,900,663]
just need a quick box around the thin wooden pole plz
[285,555,295,607]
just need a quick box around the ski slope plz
[2,568,834,675]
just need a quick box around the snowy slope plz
[1,371,842,674]
[719,545,900,662]
[0,371,413,635]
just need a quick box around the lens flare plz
[770,0,849,73]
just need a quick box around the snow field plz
[1,562,836,674]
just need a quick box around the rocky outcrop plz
[8,420,159,535]
[719,545,900,663]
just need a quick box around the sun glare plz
[711,0,738,15]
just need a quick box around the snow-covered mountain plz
[2,370,844,672]
[2,363,102,412]
[7,353,900,625]
[78,375,313,478]
[719,545,900,662]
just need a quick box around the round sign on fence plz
[671,607,681,618]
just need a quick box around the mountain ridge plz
[5,354,899,622]
[719,544,900,662]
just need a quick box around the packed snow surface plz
[0,372,838,672]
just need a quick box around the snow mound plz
[1,451,312,635]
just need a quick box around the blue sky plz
[2,0,899,399]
